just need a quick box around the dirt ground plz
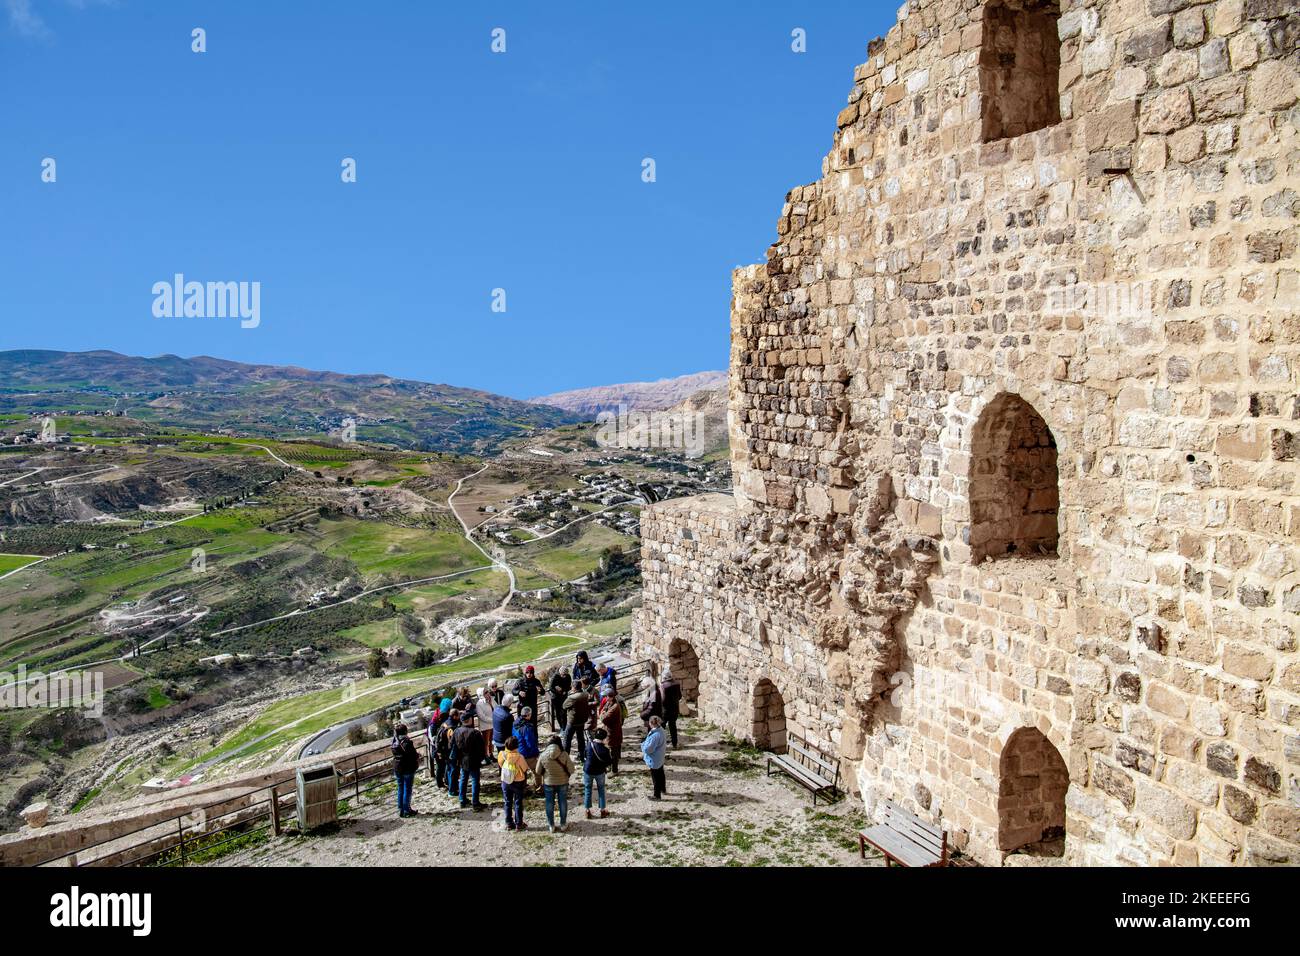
[218,720,885,867]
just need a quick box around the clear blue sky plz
[1,1,895,399]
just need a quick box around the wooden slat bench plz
[765,736,841,805]
[858,799,949,867]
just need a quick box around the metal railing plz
[534,657,653,729]
[35,735,429,868]
[31,656,656,868]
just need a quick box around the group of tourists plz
[389,651,683,832]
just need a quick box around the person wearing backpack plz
[536,734,575,833]
[453,712,487,810]
[427,710,447,784]
[513,708,541,792]
[598,687,625,775]
[391,723,420,818]
[584,728,613,819]
[660,667,683,748]
[442,711,462,797]
[497,736,529,831]
[547,668,572,732]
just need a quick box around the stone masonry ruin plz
[634,0,1299,865]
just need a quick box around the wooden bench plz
[858,800,949,867]
[765,737,841,805]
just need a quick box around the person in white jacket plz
[475,687,496,762]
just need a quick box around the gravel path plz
[218,721,883,867]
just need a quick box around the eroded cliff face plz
[638,0,1300,866]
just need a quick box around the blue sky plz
[1,1,896,399]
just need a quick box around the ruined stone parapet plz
[637,0,1300,866]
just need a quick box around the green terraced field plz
[0,554,42,575]
[0,506,496,672]
[518,521,633,585]
[315,519,487,581]
[387,569,509,611]
[184,631,585,768]
[580,614,633,637]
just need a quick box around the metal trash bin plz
[296,763,338,831]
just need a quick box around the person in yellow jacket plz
[497,736,530,831]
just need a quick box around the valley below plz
[0,398,729,832]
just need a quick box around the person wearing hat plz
[517,665,544,726]
[598,684,624,775]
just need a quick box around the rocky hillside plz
[528,370,726,418]
[0,350,581,455]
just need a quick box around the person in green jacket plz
[536,735,575,832]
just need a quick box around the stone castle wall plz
[635,0,1299,865]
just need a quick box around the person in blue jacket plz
[641,715,668,800]
[492,694,516,755]
[513,707,540,791]
[572,651,597,691]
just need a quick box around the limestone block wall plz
[636,496,846,757]
[636,0,1299,866]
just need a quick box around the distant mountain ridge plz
[528,370,727,418]
[0,349,581,455]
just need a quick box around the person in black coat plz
[517,665,544,725]
[660,668,683,748]
[453,714,487,810]
[548,668,572,732]
[391,724,420,817]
